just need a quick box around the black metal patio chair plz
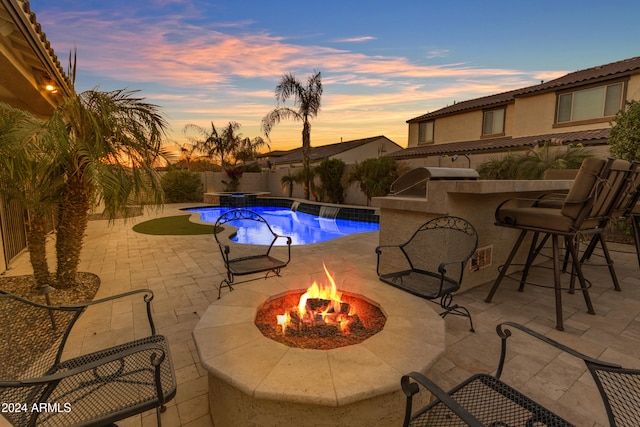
[486,157,633,330]
[375,216,478,332]
[0,288,176,427]
[214,208,292,299]
[401,321,640,427]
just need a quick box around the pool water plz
[187,206,379,245]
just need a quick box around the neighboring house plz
[270,135,403,169]
[0,0,70,271]
[389,56,640,168]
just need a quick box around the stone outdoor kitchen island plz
[193,264,445,427]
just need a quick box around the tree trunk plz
[302,121,311,200]
[25,213,52,291]
[55,173,91,289]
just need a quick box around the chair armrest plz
[494,197,541,223]
[274,234,292,244]
[60,289,153,310]
[61,289,158,338]
[375,244,410,276]
[495,322,621,378]
[1,342,167,387]
[272,235,292,263]
[401,372,485,427]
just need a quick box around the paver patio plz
[2,202,639,426]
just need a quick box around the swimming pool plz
[186,206,379,245]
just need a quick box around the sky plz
[29,0,640,155]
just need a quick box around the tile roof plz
[1,0,72,93]
[385,128,611,159]
[407,56,640,123]
[272,135,400,164]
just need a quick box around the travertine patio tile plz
[177,394,209,425]
[170,340,196,370]
[6,202,639,425]
[175,374,208,404]
[181,415,214,427]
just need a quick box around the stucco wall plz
[407,73,640,149]
[199,169,373,206]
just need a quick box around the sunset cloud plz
[34,4,570,150]
[334,36,377,43]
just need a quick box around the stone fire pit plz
[193,268,445,427]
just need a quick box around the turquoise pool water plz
[186,206,379,245]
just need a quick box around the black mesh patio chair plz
[401,321,640,427]
[375,216,478,332]
[0,289,176,427]
[214,208,292,299]
[486,157,633,330]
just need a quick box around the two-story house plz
[388,56,640,169]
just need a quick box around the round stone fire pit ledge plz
[193,273,446,427]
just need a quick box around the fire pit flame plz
[277,264,357,336]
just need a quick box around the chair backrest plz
[585,158,632,221]
[560,157,608,220]
[587,362,640,426]
[214,208,281,252]
[608,161,640,219]
[402,216,478,283]
[0,291,81,381]
[561,157,635,230]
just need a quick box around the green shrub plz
[161,169,203,202]
[609,100,640,161]
[477,143,592,180]
[315,158,345,203]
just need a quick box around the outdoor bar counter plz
[372,179,574,291]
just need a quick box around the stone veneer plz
[193,271,445,427]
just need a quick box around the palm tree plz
[280,171,296,197]
[51,88,169,288]
[294,166,317,201]
[262,71,322,200]
[232,136,269,165]
[184,121,266,168]
[344,157,403,205]
[0,103,63,290]
[179,141,199,170]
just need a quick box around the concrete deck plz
[2,202,639,426]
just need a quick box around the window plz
[418,121,434,143]
[482,108,505,136]
[557,82,623,123]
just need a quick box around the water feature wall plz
[211,196,380,224]
[319,206,340,219]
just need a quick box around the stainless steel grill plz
[390,167,479,197]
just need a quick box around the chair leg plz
[565,237,596,315]
[551,235,564,331]
[568,236,579,294]
[438,294,475,332]
[580,233,600,263]
[218,278,234,299]
[632,214,640,269]
[599,238,621,291]
[486,230,528,303]
[156,405,165,427]
[518,231,540,292]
